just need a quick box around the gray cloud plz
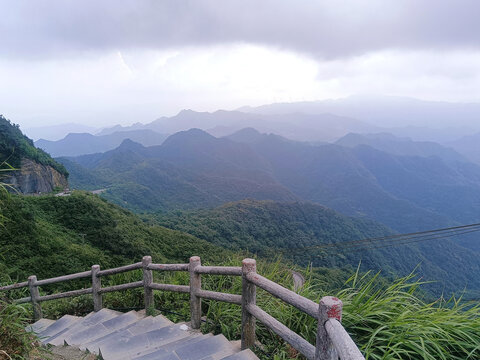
[1,0,480,59]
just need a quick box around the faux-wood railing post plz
[28,275,42,321]
[315,296,343,360]
[92,265,102,312]
[241,258,256,350]
[189,256,201,329]
[142,256,154,313]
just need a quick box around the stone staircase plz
[28,308,258,360]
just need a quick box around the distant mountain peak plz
[163,128,215,146]
[64,132,96,140]
[225,127,262,143]
[117,138,145,151]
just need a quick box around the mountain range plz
[60,128,480,239]
[35,129,168,157]
[96,109,379,142]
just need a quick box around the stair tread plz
[84,315,172,352]
[169,334,235,360]
[65,310,144,346]
[48,308,121,346]
[26,318,56,334]
[38,315,82,342]
[96,323,192,359]
[131,333,212,360]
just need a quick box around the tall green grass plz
[341,270,480,359]
[0,300,38,360]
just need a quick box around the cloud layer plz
[2,0,480,59]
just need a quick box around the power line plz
[284,222,480,253]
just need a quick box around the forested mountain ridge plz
[62,130,297,212]
[0,191,231,284]
[154,199,480,296]
[0,115,68,193]
[226,128,480,235]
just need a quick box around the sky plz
[1,0,480,129]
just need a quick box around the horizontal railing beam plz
[149,283,190,293]
[246,272,317,318]
[147,263,189,272]
[38,288,93,302]
[0,281,29,291]
[98,281,143,294]
[195,289,242,305]
[35,271,92,286]
[97,262,142,277]
[247,303,316,360]
[194,266,242,276]
[325,319,365,360]
[14,296,31,304]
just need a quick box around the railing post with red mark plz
[241,258,257,350]
[316,296,343,360]
[189,256,202,329]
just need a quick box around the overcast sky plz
[1,0,480,129]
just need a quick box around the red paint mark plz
[327,304,342,321]
[332,297,339,301]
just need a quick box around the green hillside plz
[155,200,480,296]
[0,191,229,284]
[0,115,68,176]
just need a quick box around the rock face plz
[5,158,68,194]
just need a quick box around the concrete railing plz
[0,256,364,360]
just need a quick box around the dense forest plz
[154,200,480,297]
[0,191,229,284]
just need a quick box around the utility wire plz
[325,227,480,250]
[325,228,480,252]
[284,222,480,253]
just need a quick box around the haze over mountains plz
[240,95,480,134]
[28,95,480,148]
[96,109,378,143]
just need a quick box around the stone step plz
[26,318,56,334]
[48,308,122,346]
[83,314,173,353]
[96,324,194,359]
[157,334,236,360]
[130,332,213,360]
[221,349,258,360]
[64,310,144,346]
[38,315,82,344]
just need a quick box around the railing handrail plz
[0,256,364,360]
